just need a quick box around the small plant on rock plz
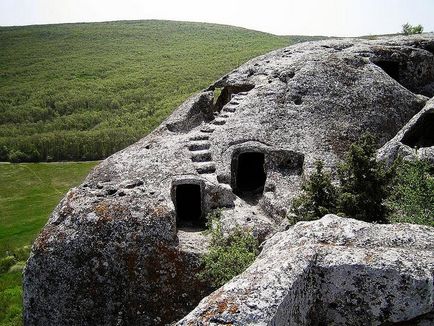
[199,210,259,288]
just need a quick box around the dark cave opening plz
[233,152,266,198]
[175,184,204,228]
[401,110,434,148]
[371,54,434,96]
[374,60,401,82]
[214,84,255,112]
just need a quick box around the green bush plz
[199,210,259,288]
[290,160,337,222]
[7,149,28,163]
[402,23,424,35]
[290,134,394,224]
[387,159,434,226]
[0,257,16,274]
[337,133,393,223]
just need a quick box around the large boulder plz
[178,215,434,325]
[24,34,434,325]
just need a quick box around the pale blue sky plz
[0,0,433,36]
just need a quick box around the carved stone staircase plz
[186,91,250,176]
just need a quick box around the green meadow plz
[0,162,97,249]
[0,162,97,325]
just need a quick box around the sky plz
[0,0,433,37]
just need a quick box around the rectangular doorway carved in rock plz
[232,152,266,201]
[175,184,204,228]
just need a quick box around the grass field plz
[0,20,323,162]
[0,162,97,249]
[0,162,97,325]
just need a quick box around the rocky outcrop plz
[378,97,434,165]
[178,215,434,325]
[24,34,434,325]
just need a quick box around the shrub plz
[7,150,28,163]
[337,133,393,223]
[387,159,434,226]
[402,23,424,35]
[290,160,337,222]
[0,246,31,275]
[0,257,16,274]
[199,210,259,288]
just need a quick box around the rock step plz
[223,107,236,113]
[195,162,216,174]
[191,150,212,162]
[189,135,209,141]
[212,119,226,126]
[236,91,249,96]
[219,114,229,118]
[188,141,211,151]
[230,100,240,105]
[200,125,215,133]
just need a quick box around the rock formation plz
[178,215,434,325]
[24,34,434,325]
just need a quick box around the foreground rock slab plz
[178,215,434,326]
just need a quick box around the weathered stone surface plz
[177,215,434,325]
[24,34,434,325]
[378,97,434,165]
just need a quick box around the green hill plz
[0,20,323,162]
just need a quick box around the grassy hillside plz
[0,162,97,249]
[0,20,322,162]
[0,162,97,325]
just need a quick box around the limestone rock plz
[24,34,434,325]
[177,215,434,325]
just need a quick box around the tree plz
[8,149,29,163]
[337,133,393,223]
[291,160,338,222]
[402,23,424,35]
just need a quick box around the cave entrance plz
[175,184,204,228]
[233,152,266,201]
[374,60,401,83]
[401,110,434,148]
